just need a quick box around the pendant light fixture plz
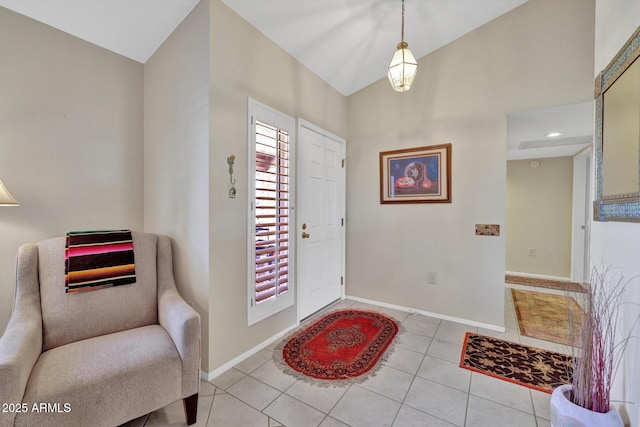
[388,0,417,92]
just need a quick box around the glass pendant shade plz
[0,179,19,206]
[388,42,417,92]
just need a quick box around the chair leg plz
[183,393,198,425]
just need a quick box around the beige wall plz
[208,0,347,372]
[144,1,211,370]
[506,157,573,278]
[0,8,144,334]
[0,0,347,375]
[346,0,594,327]
[593,0,640,424]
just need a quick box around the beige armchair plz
[0,232,201,427]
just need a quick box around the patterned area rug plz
[512,289,583,346]
[460,333,572,393]
[505,274,586,293]
[275,309,398,382]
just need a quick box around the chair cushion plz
[38,232,158,351]
[15,325,182,427]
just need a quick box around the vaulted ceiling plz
[0,0,593,157]
[221,0,528,96]
[0,0,528,96]
[0,0,200,63]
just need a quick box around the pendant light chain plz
[401,0,405,45]
[388,0,417,92]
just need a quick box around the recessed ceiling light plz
[545,132,563,138]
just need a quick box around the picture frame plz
[379,143,452,204]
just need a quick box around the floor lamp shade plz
[0,179,19,206]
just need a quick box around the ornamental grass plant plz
[568,266,639,413]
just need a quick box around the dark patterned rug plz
[459,332,572,393]
[276,309,398,382]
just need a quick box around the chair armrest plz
[159,287,201,398]
[0,244,43,427]
[156,235,201,398]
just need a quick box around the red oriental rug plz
[276,309,399,382]
[460,332,572,393]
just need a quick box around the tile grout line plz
[318,382,354,426]
[203,390,216,427]
[394,317,470,427]
[388,313,432,427]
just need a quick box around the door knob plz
[302,232,310,239]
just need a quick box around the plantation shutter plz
[247,99,295,326]
[254,120,290,304]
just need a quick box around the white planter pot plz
[550,384,623,427]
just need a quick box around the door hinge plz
[341,276,344,285]
[251,298,254,307]
[341,159,345,168]
[341,217,344,226]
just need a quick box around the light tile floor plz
[124,285,570,427]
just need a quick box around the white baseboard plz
[345,295,505,333]
[201,322,299,382]
[505,270,571,282]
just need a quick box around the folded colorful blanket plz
[65,230,136,294]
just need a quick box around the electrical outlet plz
[427,272,437,285]
[528,248,536,257]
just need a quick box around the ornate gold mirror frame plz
[594,26,640,222]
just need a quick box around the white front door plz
[297,120,345,320]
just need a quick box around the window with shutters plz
[247,99,295,325]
